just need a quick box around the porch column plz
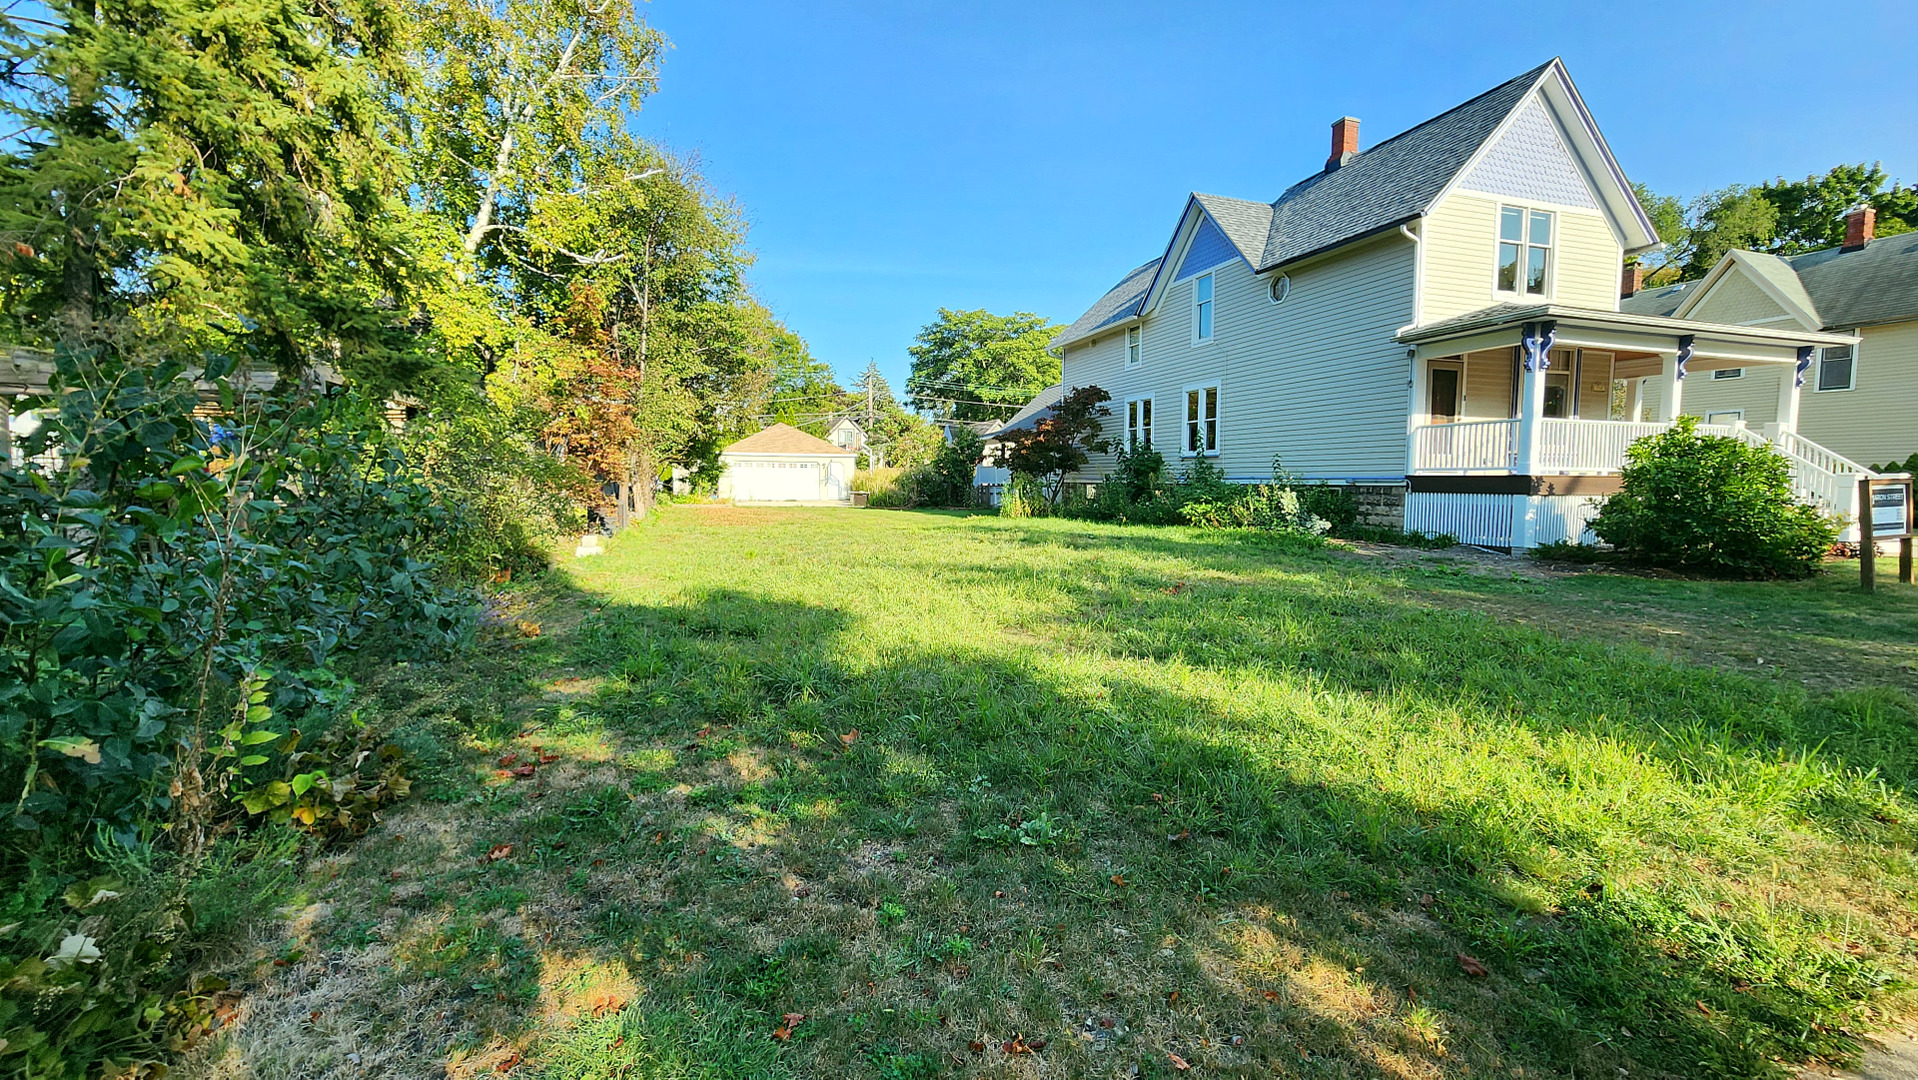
[1511,322,1555,550]
[1775,346,1810,436]
[1622,378,1644,423]
[1404,348,1426,474]
[1513,323,1552,475]
[1653,340,1690,423]
[0,395,11,465]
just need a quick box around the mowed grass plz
[192,507,1918,1080]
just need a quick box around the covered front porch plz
[1396,305,1866,547]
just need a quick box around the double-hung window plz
[1183,384,1218,456]
[1125,326,1142,368]
[1192,273,1215,343]
[1497,206,1553,297]
[1125,397,1153,450]
[1817,344,1855,392]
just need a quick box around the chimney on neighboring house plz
[1621,262,1645,298]
[1326,117,1360,171]
[1843,205,1876,250]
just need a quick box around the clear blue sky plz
[634,0,1918,394]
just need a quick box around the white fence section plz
[1409,419,1518,473]
[1406,492,1514,547]
[1530,495,1604,546]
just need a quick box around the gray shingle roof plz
[1788,231,1918,328]
[985,384,1064,439]
[1617,280,1698,318]
[1191,193,1274,266]
[1258,60,1554,270]
[1050,259,1159,349]
[1055,60,1574,349]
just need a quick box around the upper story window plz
[1269,274,1291,305]
[1125,396,1153,449]
[1125,326,1142,368]
[1193,273,1215,343]
[1497,206,1553,296]
[1817,345,1855,392]
[1183,383,1218,456]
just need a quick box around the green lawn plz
[189,508,1918,1079]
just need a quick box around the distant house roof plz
[1626,231,1918,331]
[1786,231,1918,328]
[1617,280,1699,318]
[984,384,1064,439]
[720,423,854,456]
[1055,59,1656,351]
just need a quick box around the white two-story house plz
[1039,59,1868,547]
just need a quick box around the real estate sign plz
[1870,479,1913,540]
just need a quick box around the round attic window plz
[1269,274,1292,305]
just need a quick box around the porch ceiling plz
[1399,303,1856,366]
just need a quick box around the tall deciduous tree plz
[906,308,1062,422]
[400,0,665,268]
[0,0,426,383]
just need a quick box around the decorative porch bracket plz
[1795,345,1814,388]
[1675,334,1694,381]
[1520,320,1558,372]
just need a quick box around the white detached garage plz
[716,423,857,505]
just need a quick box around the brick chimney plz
[1843,205,1876,250]
[1621,262,1645,298]
[1326,117,1360,171]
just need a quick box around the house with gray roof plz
[1044,58,1870,546]
[1620,212,1918,468]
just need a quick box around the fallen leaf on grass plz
[1169,1051,1191,1070]
[1110,874,1129,887]
[495,1049,522,1071]
[1163,581,1187,594]
[1261,990,1279,1002]
[1696,1000,1712,1015]
[1168,829,1190,842]
[486,844,513,861]
[514,620,540,638]
[967,1041,986,1054]
[1456,953,1488,977]
[510,765,536,778]
[838,730,859,747]
[498,753,518,767]
[1167,990,1180,1004]
[1001,1034,1044,1054]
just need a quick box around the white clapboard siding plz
[1062,231,1417,482]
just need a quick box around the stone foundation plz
[1346,483,1407,529]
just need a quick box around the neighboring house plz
[975,384,1064,505]
[1046,58,1867,547]
[826,417,867,453]
[1620,212,1918,468]
[716,423,856,504]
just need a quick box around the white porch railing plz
[1409,419,1517,473]
[1409,417,1876,541]
[1534,418,1741,474]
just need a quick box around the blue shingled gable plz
[1175,215,1238,281]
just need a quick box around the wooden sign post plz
[1859,474,1914,592]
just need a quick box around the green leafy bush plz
[1588,417,1840,579]
[406,401,589,580]
[0,347,468,1076]
[1179,484,1329,534]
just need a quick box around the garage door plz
[730,460,822,502]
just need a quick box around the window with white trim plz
[1125,396,1153,450]
[1192,273,1215,343]
[1816,344,1855,392]
[1183,384,1218,456]
[1497,206,1553,297]
[1125,326,1142,368]
[1712,367,1744,380]
[1705,409,1745,426]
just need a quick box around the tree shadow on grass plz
[448,581,1906,1080]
